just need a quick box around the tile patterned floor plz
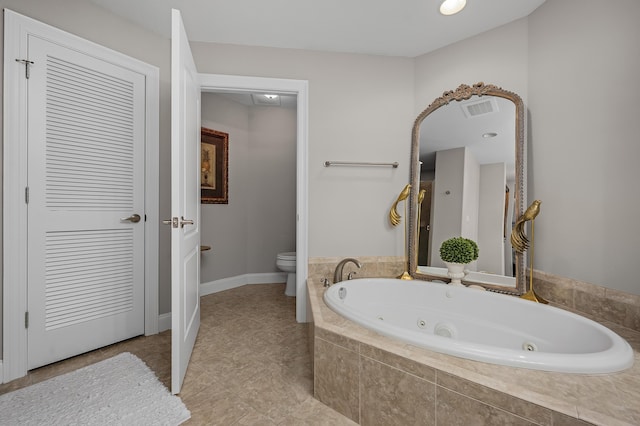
[0,283,356,425]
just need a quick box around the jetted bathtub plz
[323,278,634,373]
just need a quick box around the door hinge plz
[15,59,34,79]
[25,186,29,204]
[25,311,29,329]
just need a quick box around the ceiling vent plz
[251,93,281,106]
[461,97,498,118]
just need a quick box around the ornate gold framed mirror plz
[408,82,526,295]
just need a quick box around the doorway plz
[200,92,297,296]
[198,75,309,323]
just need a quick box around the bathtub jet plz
[323,278,633,374]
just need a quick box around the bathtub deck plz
[309,279,640,425]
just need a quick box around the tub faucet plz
[333,258,362,283]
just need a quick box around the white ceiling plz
[87,0,546,57]
[207,92,298,109]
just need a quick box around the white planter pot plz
[444,262,467,285]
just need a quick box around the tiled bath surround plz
[308,256,407,286]
[308,257,640,425]
[532,270,640,333]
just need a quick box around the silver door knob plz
[121,214,141,223]
[180,217,194,228]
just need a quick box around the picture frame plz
[201,127,229,204]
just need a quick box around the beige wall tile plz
[308,256,405,284]
[550,411,594,426]
[622,301,640,332]
[360,357,435,426]
[316,328,361,352]
[575,290,627,327]
[534,270,640,333]
[534,274,574,307]
[314,338,360,422]
[436,386,536,425]
[360,344,436,382]
[308,322,315,365]
[437,372,552,424]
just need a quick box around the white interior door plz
[26,33,146,369]
[170,9,201,395]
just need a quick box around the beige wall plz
[246,105,297,273]
[190,42,417,260]
[414,18,529,114]
[527,0,640,294]
[200,94,250,282]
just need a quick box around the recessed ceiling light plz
[251,93,281,106]
[482,132,498,138]
[440,0,467,16]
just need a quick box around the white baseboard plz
[156,272,287,332]
[158,312,172,333]
[0,360,3,384]
[200,272,287,297]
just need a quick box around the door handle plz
[161,217,194,228]
[163,218,178,228]
[121,214,141,223]
[180,217,194,228]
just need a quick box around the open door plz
[170,9,201,394]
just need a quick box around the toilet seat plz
[277,252,296,261]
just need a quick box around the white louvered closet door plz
[27,35,145,369]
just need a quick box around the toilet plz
[276,252,296,296]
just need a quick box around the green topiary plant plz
[439,237,479,264]
[466,238,479,261]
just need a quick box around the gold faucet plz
[333,258,362,283]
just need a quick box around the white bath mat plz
[0,352,190,425]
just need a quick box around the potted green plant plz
[439,237,479,285]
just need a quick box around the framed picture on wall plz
[201,127,229,204]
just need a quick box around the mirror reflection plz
[408,83,526,294]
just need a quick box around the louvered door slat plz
[46,279,133,297]
[46,124,134,146]
[46,282,132,299]
[46,135,134,156]
[45,54,135,210]
[44,229,134,330]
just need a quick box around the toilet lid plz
[277,252,296,260]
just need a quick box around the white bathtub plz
[323,278,634,373]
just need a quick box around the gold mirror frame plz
[407,82,526,295]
